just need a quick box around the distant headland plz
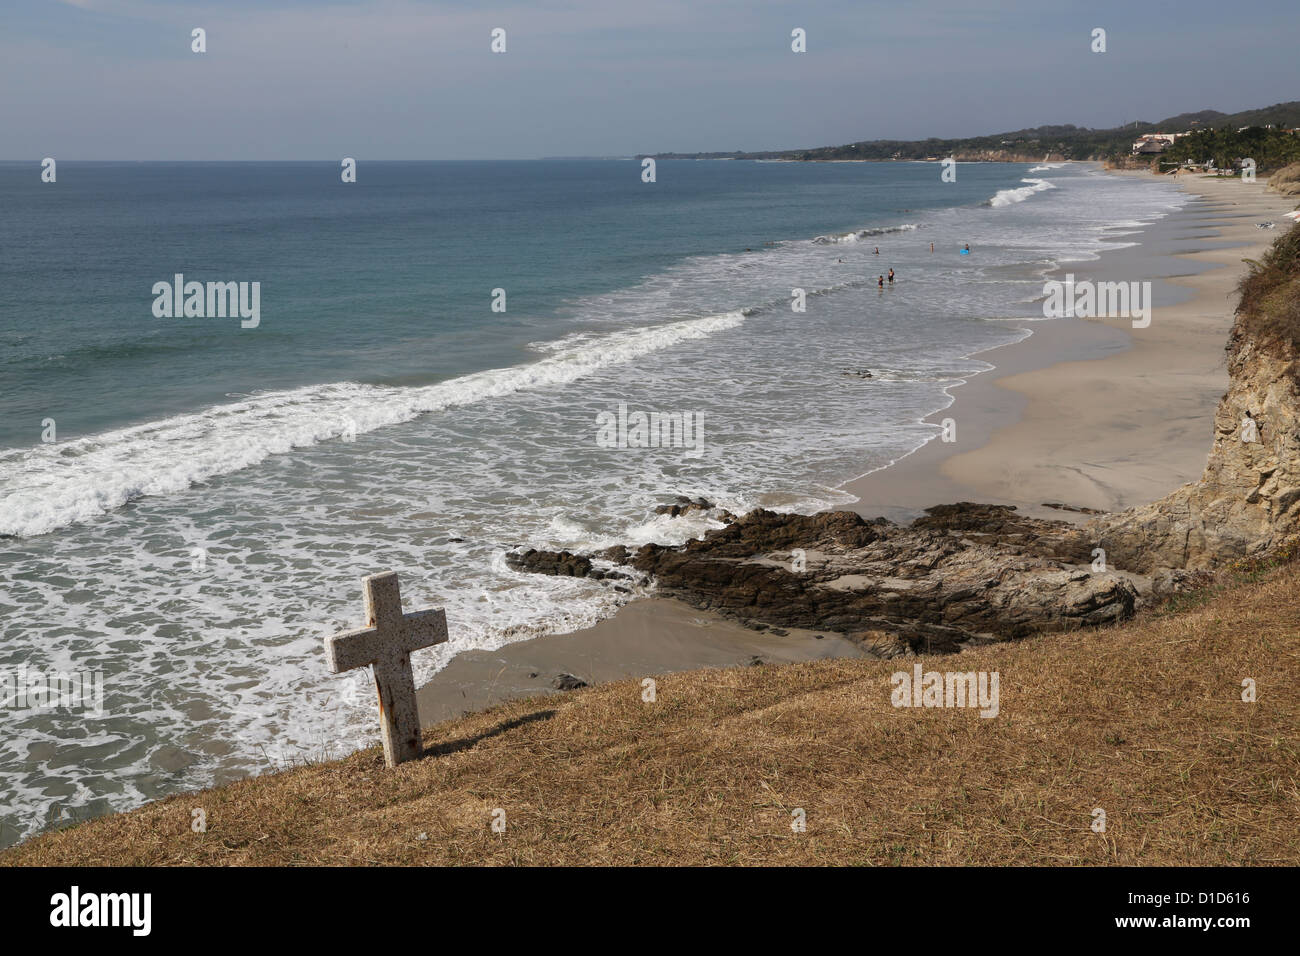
[644,100,1300,170]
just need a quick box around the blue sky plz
[3,0,1298,159]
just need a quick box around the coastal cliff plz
[1091,223,1300,571]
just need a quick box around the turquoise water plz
[2,159,1024,447]
[0,159,1184,846]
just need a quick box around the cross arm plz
[324,611,448,674]
[399,608,449,654]
[325,625,383,674]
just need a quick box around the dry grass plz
[1237,221,1300,352]
[4,566,1299,866]
[1268,162,1300,197]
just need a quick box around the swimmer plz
[878,275,884,288]
[887,268,895,283]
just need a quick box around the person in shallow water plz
[878,275,884,288]
[888,268,895,283]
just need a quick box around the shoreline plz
[847,172,1294,521]
[417,170,1297,728]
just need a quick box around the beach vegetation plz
[1236,222,1300,351]
[1160,127,1300,172]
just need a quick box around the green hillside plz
[649,101,1300,167]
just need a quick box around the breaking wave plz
[987,178,1056,208]
[0,310,749,537]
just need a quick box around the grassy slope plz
[4,563,1297,866]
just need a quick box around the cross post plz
[324,571,448,767]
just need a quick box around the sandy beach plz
[847,171,1299,521]
[417,170,1299,728]
[417,598,869,723]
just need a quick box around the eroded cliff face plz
[1091,315,1300,572]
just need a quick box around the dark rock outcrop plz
[654,496,710,517]
[505,549,632,582]
[508,502,1135,655]
[552,674,588,691]
[1043,502,1106,516]
[506,549,594,578]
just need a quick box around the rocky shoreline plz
[509,499,1140,657]
[507,238,1300,656]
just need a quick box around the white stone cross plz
[324,571,448,767]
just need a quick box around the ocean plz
[0,159,1185,846]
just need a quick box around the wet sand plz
[418,597,869,723]
[418,170,1298,728]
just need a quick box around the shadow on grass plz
[421,709,557,760]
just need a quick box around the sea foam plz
[988,178,1056,207]
[0,310,748,538]
[812,223,918,244]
